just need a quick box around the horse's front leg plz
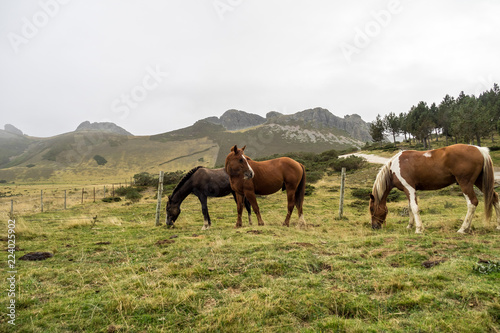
[405,188,424,233]
[235,192,244,228]
[198,194,211,231]
[245,191,264,226]
[244,197,253,226]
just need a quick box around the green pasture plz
[2,161,499,332]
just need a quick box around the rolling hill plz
[0,109,372,182]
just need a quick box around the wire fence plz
[1,183,132,216]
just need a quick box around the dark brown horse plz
[369,144,500,233]
[166,166,251,230]
[225,145,306,227]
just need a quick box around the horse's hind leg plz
[457,184,478,233]
[199,194,211,230]
[283,191,295,227]
[491,191,500,230]
[296,202,306,227]
[407,202,415,230]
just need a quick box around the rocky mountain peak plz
[76,121,132,136]
[4,124,23,136]
[204,109,266,130]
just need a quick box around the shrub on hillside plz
[304,184,315,196]
[351,188,372,200]
[125,188,142,202]
[93,155,108,166]
[351,187,404,202]
[102,197,121,203]
[330,155,366,172]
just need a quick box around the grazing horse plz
[225,145,306,227]
[166,166,251,230]
[369,144,500,233]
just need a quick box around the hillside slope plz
[0,109,372,182]
[0,131,218,183]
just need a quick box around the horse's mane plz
[171,166,204,196]
[372,155,397,204]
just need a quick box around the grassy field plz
[1,162,500,332]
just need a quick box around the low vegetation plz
[2,152,499,332]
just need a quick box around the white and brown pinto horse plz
[225,145,306,228]
[370,144,500,233]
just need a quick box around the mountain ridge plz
[0,108,373,182]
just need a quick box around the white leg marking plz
[201,219,210,231]
[391,153,423,233]
[298,214,306,226]
[493,200,500,230]
[458,194,476,233]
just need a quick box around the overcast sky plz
[1,0,499,137]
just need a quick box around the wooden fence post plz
[155,171,164,226]
[64,190,67,210]
[338,167,346,219]
[10,199,13,216]
[41,190,43,212]
[81,188,84,204]
[93,187,96,203]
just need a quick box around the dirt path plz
[339,153,390,165]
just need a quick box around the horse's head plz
[225,145,254,180]
[369,193,387,229]
[165,195,180,228]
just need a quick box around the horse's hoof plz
[496,226,500,230]
[415,229,423,234]
[201,225,210,231]
[457,229,467,234]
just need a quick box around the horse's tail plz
[295,164,306,210]
[479,146,496,221]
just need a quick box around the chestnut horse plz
[370,144,500,233]
[225,145,306,227]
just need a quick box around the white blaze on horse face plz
[390,152,423,232]
[242,155,255,179]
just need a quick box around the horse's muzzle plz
[244,170,254,180]
[166,217,175,228]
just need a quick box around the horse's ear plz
[231,145,238,153]
[241,145,246,152]
[369,193,375,201]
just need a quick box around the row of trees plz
[370,84,500,148]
